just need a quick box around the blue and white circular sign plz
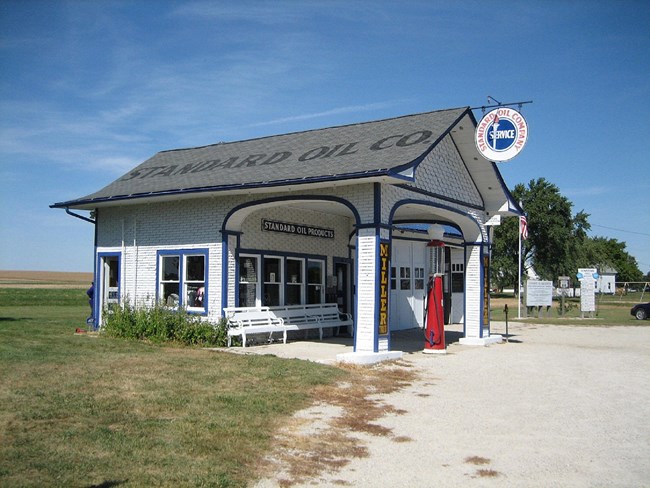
[475,108,528,162]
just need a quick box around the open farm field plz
[0,270,93,288]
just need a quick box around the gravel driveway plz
[252,322,650,487]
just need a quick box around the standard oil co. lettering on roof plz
[119,130,436,181]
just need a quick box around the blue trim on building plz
[373,183,381,225]
[388,199,483,238]
[384,170,415,182]
[95,251,121,330]
[380,237,391,352]
[392,218,464,236]
[222,194,361,234]
[395,184,485,211]
[52,171,390,209]
[156,248,209,315]
[373,236,380,353]
[462,245,467,337]
[389,108,469,176]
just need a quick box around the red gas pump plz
[424,273,445,353]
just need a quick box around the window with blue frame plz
[237,254,324,307]
[158,249,207,313]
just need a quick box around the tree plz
[491,177,643,290]
[580,237,643,283]
[491,178,590,288]
[490,214,519,291]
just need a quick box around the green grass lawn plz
[0,289,346,487]
[490,292,648,325]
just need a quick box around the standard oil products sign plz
[475,107,528,162]
[262,219,335,239]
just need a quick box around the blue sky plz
[1,0,648,275]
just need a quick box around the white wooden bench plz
[315,303,354,333]
[223,307,288,348]
[224,304,353,347]
[270,303,353,340]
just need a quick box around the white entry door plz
[390,241,426,330]
[96,254,120,327]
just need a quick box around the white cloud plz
[243,101,403,128]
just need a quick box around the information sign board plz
[525,280,553,307]
[577,268,598,313]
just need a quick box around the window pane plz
[307,285,322,304]
[415,267,424,290]
[286,284,302,305]
[286,259,302,284]
[400,267,411,290]
[264,257,281,283]
[163,256,179,281]
[452,273,464,293]
[263,284,280,306]
[186,255,205,281]
[107,257,119,287]
[186,284,205,308]
[239,284,257,307]
[239,257,257,283]
[307,261,323,284]
[163,283,180,305]
[307,260,324,304]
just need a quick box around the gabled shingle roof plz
[52,107,468,208]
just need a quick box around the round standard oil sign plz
[475,108,528,162]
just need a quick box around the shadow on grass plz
[87,481,129,488]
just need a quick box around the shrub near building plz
[103,302,228,346]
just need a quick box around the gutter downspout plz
[65,208,96,225]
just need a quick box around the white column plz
[460,238,502,346]
[338,227,402,364]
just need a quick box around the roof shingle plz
[53,107,468,207]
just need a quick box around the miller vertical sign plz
[475,107,529,162]
[379,241,390,336]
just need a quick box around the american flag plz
[520,215,528,240]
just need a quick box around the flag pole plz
[517,214,523,319]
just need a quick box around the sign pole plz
[517,216,522,319]
[504,304,509,342]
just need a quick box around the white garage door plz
[390,240,426,330]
